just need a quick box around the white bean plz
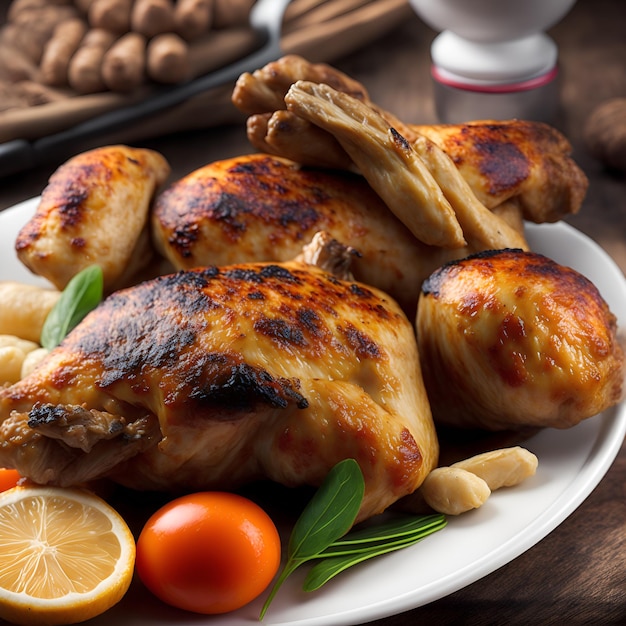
[452,446,538,490]
[0,335,39,384]
[420,466,491,515]
[0,281,60,343]
[20,347,50,378]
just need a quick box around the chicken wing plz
[281,81,462,248]
[416,249,624,430]
[15,145,171,293]
[0,237,438,523]
[233,53,372,116]
[284,80,527,251]
[232,54,588,223]
[246,110,356,171]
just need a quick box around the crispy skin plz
[417,249,625,430]
[413,121,589,223]
[15,145,170,292]
[0,258,438,523]
[151,152,471,316]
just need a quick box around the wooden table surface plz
[1,0,624,624]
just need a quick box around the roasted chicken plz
[15,145,170,293]
[15,57,589,321]
[151,152,481,316]
[412,121,588,224]
[283,80,528,251]
[416,249,625,430]
[0,235,438,523]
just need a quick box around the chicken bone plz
[294,230,359,280]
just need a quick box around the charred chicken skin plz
[416,249,624,431]
[0,239,438,523]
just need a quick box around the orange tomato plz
[135,491,281,615]
[0,469,21,492]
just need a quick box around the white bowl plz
[409,0,577,43]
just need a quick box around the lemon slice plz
[0,486,135,625]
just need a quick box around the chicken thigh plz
[0,237,438,523]
[15,145,170,293]
[151,152,475,316]
[416,249,624,430]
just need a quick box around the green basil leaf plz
[320,514,447,553]
[303,540,417,592]
[288,458,365,561]
[259,458,365,619]
[40,265,103,350]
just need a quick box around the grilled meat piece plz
[416,249,624,430]
[15,145,170,292]
[284,80,528,251]
[0,239,438,523]
[233,54,588,223]
[413,120,588,223]
[151,152,475,316]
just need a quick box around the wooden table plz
[1,0,624,624]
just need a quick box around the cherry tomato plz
[0,468,21,492]
[135,491,281,615]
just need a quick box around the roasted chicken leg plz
[0,236,438,523]
[416,249,624,430]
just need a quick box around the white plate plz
[2,198,626,626]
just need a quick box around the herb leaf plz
[40,265,103,350]
[288,458,365,561]
[259,458,364,619]
[303,514,447,591]
[259,460,447,620]
[318,514,447,553]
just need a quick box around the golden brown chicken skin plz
[151,152,464,316]
[0,257,438,524]
[416,249,624,431]
[413,121,589,223]
[15,145,170,292]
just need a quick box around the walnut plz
[583,97,626,172]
